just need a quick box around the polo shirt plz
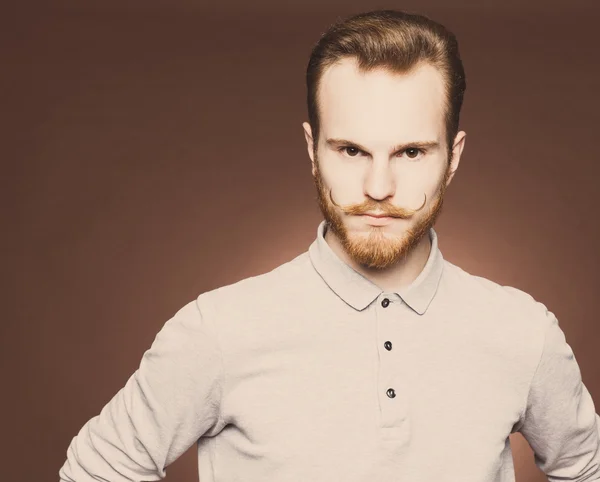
[59,220,600,482]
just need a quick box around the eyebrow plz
[325,138,440,154]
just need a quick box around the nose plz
[363,161,395,201]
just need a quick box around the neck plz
[324,227,432,293]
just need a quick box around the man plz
[59,10,600,482]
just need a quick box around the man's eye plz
[339,146,361,157]
[404,147,424,160]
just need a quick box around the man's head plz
[302,10,467,270]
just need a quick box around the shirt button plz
[381,298,390,308]
[384,341,392,351]
[386,388,396,398]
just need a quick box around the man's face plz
[304,58,464,270]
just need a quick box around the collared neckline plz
[308,220,445,314]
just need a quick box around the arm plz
[58,296,224,481]
[515,305,600,481]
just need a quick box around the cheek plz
[325,183,365,211]
[404,165,444,188]
[329,178,361,204]
[319,160,361,193]
[396,169,430,191]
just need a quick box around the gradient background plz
[3,1,600,481]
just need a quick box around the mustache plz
[328,188,427,219]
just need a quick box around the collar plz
[308,220,445,314]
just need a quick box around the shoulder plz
[442,259,555,331]
[194,250,314,317]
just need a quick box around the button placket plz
[376,294,408,433]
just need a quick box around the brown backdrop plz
[3,1,600,481]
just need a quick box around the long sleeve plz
[516,305,600,482]
[58,296,224,482]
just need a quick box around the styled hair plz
[306,9,466,160]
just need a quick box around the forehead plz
[318,58,446,143]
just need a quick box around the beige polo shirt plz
[59,220,600,482]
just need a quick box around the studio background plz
[3,1,599,481]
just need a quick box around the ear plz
[302,122,317,177]
[446,130,466,186]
